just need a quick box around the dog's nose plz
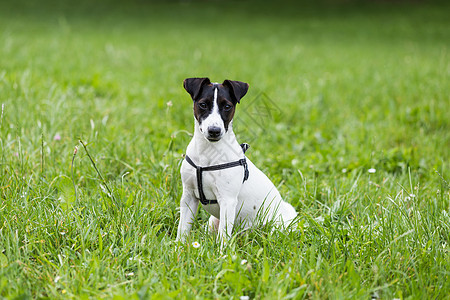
[208,126,222,138]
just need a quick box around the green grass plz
[0,0,449,298]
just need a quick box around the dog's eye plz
[224,104,232,111]
[198,103,208,110]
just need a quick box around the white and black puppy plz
[176,77,297,247]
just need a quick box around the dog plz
[176,77,297,247]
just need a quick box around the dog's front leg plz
[217,197,238,249]
[176,187,199,243]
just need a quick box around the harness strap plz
[184,143,250,205]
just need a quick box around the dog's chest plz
[181,166,218,200]
[181,160,243,201]
[181,166,216,200]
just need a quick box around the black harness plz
[184,143,250,205]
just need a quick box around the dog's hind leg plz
[208,215,220,233]
[279,201,298,229]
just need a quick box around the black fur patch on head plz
[183,77,211,100]
[222,79,249,103]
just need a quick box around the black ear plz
[183,77,211,100]
[222,80,249,103]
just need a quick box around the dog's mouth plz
[206,137,221,142]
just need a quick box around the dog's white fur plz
[176,84,297,247]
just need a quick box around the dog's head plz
[184,77,249,142]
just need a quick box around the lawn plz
[0,0,449,298]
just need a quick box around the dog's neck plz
[187,120,243,166]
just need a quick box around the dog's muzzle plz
[207,126,222,141]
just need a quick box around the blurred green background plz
[0,0,449,298]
